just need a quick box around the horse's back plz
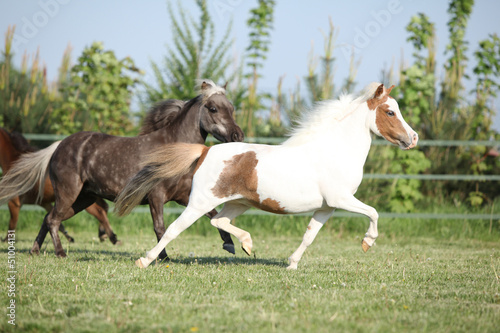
[50,131,150,199]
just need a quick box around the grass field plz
[1,210,499,332]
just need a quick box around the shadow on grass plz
[15,247,287,267]
[149,255,287,268]
[15,248,137,259]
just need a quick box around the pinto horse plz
[0,80,244,258]
[0,128,117,243]
[115,83,419,269]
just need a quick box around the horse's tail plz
[0,141,61,206]
[114,143,208,216]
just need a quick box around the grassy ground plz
[1,210,499,332]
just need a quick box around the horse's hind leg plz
[40,202,75,243]
[175,186,235,254]
[287,208,334,270]
[32,204,76,254]
[206,209,235,254]
[210,203,251,255]
[3,198,21,242]
[136,206,209,268]
[85,198,119,244]
[49,195,97,257]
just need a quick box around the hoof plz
[223,243,235,255]
[135,258,146,268]
[241,242,252,256]
[68,237,75,243]
[287,257,298,270]
[158,249,170,261]
[361,240,371,253]
[56,252,67,258]
[30,244,40,256]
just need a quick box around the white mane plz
[196,79,226,101]
[283,82,382,147]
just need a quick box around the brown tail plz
[114,143,208,216]
[0,141,61,206]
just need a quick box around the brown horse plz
[0,127,118,243]
[0,80,244,258]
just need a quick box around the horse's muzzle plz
[230,127,245,142]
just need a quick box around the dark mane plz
[139,99,187,135]
[9,131,37,153]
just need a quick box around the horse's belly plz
[255,179,324,214]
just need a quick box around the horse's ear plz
[201,81,212,91]
[223,81,228,90]
[386,85,395,95]
[374,84,385,99]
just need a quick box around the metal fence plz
[3,134,499,221]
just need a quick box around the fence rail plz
[24,133,500,147]
[2,204,499,220]
[3,135,498,221]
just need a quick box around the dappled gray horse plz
[0,80,244,258]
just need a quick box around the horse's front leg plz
[148,193,169,261]
[335,195,379,252]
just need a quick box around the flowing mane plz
[140,80,227,135]
[283,82,383,147]
[139,99,186,135]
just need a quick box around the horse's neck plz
[305,105,372,162]
[147,102,206,145]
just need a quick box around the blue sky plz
[1,0,499,130]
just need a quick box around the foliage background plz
[0,0,499,212]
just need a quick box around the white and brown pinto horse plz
[115,83,418,269]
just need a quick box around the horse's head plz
[366,84,418,150]
[198,80,244,143]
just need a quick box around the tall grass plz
[3,196,499,246]
[0,228,498,333]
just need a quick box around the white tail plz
[0,141,61,205]
[114,143,207,216]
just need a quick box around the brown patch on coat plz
[254,197,286,214]
[212,151,259,202]
[375,104,408,145]
[212,151,287,214]
[193,146,211,174]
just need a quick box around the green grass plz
[1,210,499,332]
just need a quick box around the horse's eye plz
[386,111,395,117]
[209,106,217,113]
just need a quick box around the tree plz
[52,42,142,136]
[142,0,234,104]
[239,0,276,137]
[0,25,64,135]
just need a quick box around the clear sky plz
[1,0,499,130]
